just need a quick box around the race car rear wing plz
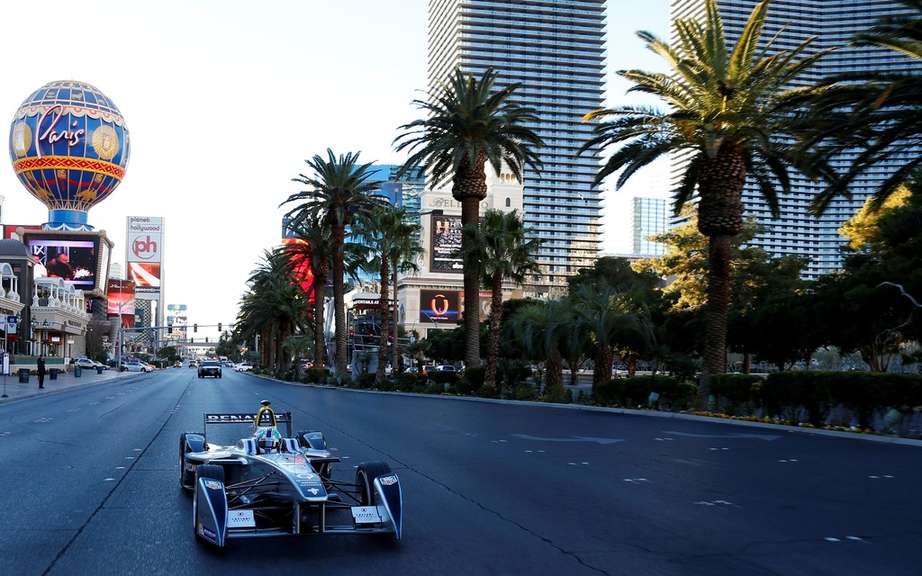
[203,412,293,437]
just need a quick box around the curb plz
[250,373,922,448]
[0,371,147,406]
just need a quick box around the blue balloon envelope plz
[9,80,130,229]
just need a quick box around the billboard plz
[127,216,163,294]
[2,224,42,240]
[281,238,315,301]
[430,214,463,274]
[107,279,136,328]
[419,289,461,324]
[25,232,108,291]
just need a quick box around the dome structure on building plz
[0,239,30,258]
[8,80,130,229]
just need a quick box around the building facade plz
[427,0,606,293]
[632,197,667,257]
[670,0,922,278]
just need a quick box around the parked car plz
[234,363,253,373]
[73,357,97,369]
[198,360,222,379]
[434,364,458,373]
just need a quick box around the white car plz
[122,360,152,373]
[234,363,253,373]
[73,357,96,369]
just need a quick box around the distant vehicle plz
[174,361,183,368]
[189,361,198,368]
[224,361,235,368]
[234,363,253,373]
[122,360,152,373]
[434,365,458,373]
[73,357,96,369]
[198,360,222,379]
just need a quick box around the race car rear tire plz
[355,462,392,506]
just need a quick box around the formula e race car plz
[178,400,402,548]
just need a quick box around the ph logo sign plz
[131,236,158,260]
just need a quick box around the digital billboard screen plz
[419,289,461,324]
[26,235,100,289]
[128,261,161,291]
[429,214,463,274]
[107,279,136,328]
[281,238,315,302]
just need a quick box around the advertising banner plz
[2,224,42,240]
[107,279,136,328]
[25,234,100,290]
[419,289,461,324]
[281,238,315,301]
[429,214,463,274]
[128,262,161,290]
[127,216,163,262]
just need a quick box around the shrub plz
[377,379,398,392]
[424,381,445,395]
[514,383,538,400]
[595,376,683,408]
[395,373,427,393]
[460,367,485,395]
[709,374,763,404]
[354,373,376,389]
[477,384,498,398]
[303,367,330,384]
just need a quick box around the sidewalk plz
[0,368,140,404]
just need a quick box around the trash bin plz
[49,368,59,381]
[96,366,104,374]
[74,366,82,378]
[18,369,29,383]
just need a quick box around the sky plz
[0,0,669,336]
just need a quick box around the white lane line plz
[846,536,864,542]
[581,462,590,465]
[524,450,533,453]
[133,448,142,452]
[568,462,577,466]
[825,537,841,543]
[124,456,134,460]
[115,466,126,470]
[103,478,115,482]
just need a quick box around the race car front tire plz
[355,461,392,506]
[179,432,205,491]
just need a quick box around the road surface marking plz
[513,433,624,445]
[825,537,841,542]
[694,499,736,507]
[664,431,780,441]
[33,417,53,423]
[115,466,125,470]
[103,478,115,482]
[846,536,864,541]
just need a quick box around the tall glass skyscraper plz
[427,0,606,292]
[670,0,922,278]
[633,197,667,256]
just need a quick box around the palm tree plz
[579,0,829,396]
[355,206,418,383]
[388,217,423,374]
[801,0,922,211]
[460,209,540,392]
[236,251,308,373]
[278,214,334,369]
[509,300,569,403]
[395,68,544,368]
[282,149,386,375]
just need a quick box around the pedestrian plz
[37,355,45,389]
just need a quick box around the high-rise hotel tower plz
[427,0,607,292]
[670,0,921,278]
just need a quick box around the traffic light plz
[218,323,222,332]
[168,325,173,334]
[205,337,209,343]
[193,323,198,333]
[190,337,194,344]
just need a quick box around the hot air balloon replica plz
[9,80,130,230]
[7,80,123,299]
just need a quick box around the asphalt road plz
[0,368,918,575]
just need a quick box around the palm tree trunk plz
[391,256,400,374]
[376,258,389,384]
[332,226,348,375]
[545,352,564,402]
[461,196,482,369]
[702,234,732,398]
[593,345,612,398]
[484,275,504,392]
[313,273,326,368]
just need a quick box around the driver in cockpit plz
[254,400,281,454]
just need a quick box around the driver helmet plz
[256,426,281,454]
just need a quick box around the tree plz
[280,214,334,369]
[509,300,570,402]
[580,0,829,396]
[355,206,421,384]
[282,149,386,376]
[396,68,544,369]
[460,210,541,392]
[387,214,422,374]
[802,1,922,211]
[157,345,179,364]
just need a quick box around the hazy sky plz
[0,0,668,336]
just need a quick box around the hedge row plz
[708,371,922,426]
[596,376,697,410]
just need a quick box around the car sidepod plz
[195,475,228,547]
[374,474,403,540]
